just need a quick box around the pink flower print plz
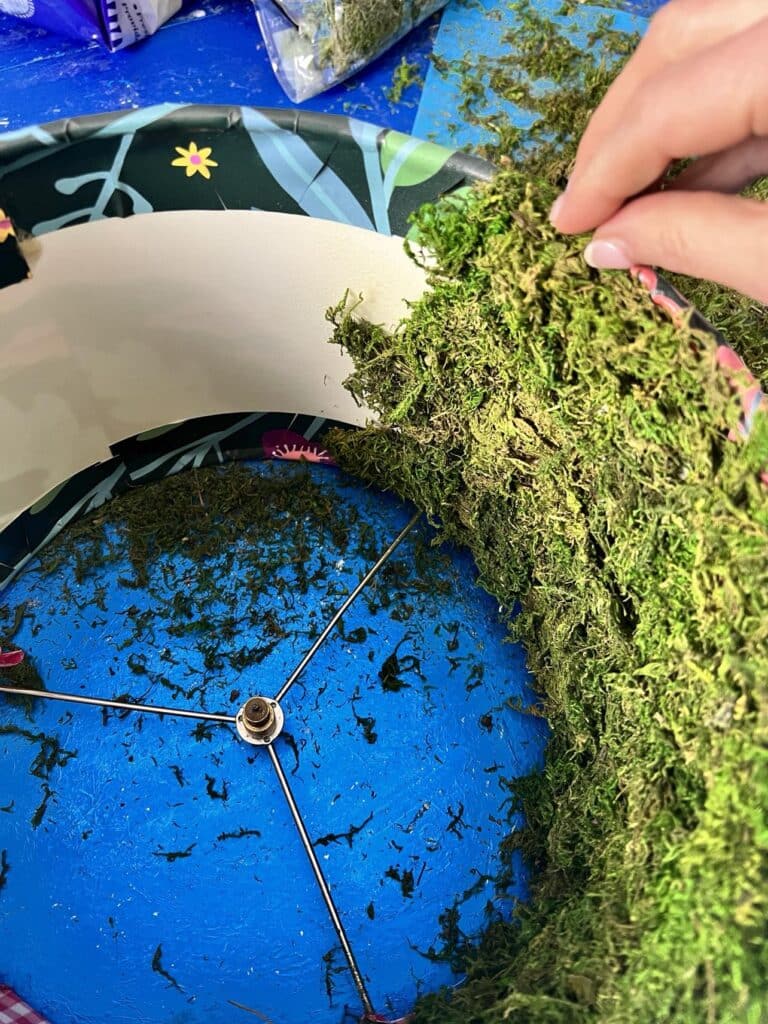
[631,264,689,321]
[171,142,218,180]
[715,344,766,439]
[0,647,24,668]
[262,430,335,465]
[715,345,750,375]
[0,209,15,246]
[630,269,767,484]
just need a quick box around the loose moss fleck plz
[280,731,302,775]
[151,943,184,994]
[153,844,196,863]
[30,782,54,829]
[0,850,9,893]
[191,722,215,743]
[204,774,229,802]
[352,702,378,744]
[216,827,262,842]
[385,864,415,899]
[378,634,424,692]
[326,159,768,1023]
[321,945,345,1005]
[313,810,374,849]
[420,903,469,973]
[445,803,468,840]
[337,622,368,644]
[387,56,424,103]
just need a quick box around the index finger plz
[571,0,767,175]
[551,17,768,234]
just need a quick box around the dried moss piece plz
[320,0,405,73]
[37,463,354,591]
[387,56,424,103]
[151,943,184,993]
[302,0,440,76]
[326,165,768,1023]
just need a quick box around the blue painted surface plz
[413,0,665,150]
[0,1,667,142]
[0,460,548,1024]
[0,0,437,134]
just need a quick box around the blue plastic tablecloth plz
[0,1,667,141]
[0,0,438,134]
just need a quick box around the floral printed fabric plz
[0,102,761,590]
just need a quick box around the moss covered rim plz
[0,103,761,588]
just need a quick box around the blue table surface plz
[0,0,439,135]
[0,1,666,143]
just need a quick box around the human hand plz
[549,0,768,303]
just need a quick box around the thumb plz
[582,191,768,304]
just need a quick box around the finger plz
[571,0,768,174]
[551,18,768,234]
[582,190,768,304]
[670,136,768,193]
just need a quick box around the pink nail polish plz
[583,240,631,270]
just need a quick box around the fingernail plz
[583,239,631,270]
[549,192,567,225]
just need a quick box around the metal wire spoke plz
[267,743,375,1017]
[274,510,421,703]
[0,684,237,724]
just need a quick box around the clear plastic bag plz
[0,0,183,50]
[253,0,449,102]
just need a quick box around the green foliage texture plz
[326,166,768,1023]
[430,0,768,387]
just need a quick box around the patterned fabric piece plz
[0,105,490,281]
[0,987,50,1024]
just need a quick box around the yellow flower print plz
[0,209,16,245]
[172,142,218,180]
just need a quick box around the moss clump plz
[326,168,768,1023]
[431,0,768,386]
[318,0,404,73]
[36,462,358,591]
[312,0,439,75]
[4,462,456,722]
[387,56,424,103]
